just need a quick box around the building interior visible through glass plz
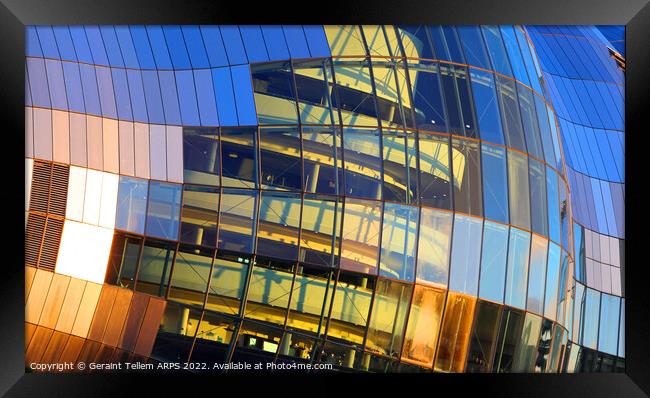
[24,24,625,373]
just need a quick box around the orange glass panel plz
[56,278,87,334]
[133,297,166,357]
[401,285,446,367]
[434,291,477,372]
[58,335,85,365]
[25,326,54,365]
[118,293,148,351]
[39,273,70,329]
[87,285,118,342]
[71,282,102,338]
[40,330,70,364]
[25,269,53,324]
[25,266,37,301]
[103,288,133,346]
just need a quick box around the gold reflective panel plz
[286,266,334,335]
[365,279,412,357]
[332,62,378,126]
[294,59,339,125]
[325,25,367,57]
[401,285,446,367]
[340,198,381,274]
[244,261,294,326]
[326,273,374,345]
[434,291,476,372]
[205,255,249,316]
[302,126,342,195]
[168,246,213,308]
[251,61,298,125]
[300,195,342,267]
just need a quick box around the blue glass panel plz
[535,95,555,165]
[573,224,584,282]
[114,26,140,69]
[163,26,191,69]
[500,26,530,86]
[25,65,32,107]
[606,131,624,182]
[181,26,209,68]
[481,144,509,224]
[158,70,181,125]
[397,25,435,59]
[283,25,311,59]
[141,70,165,124]
[441,26,464,63]
[481,26,512,77]
[582,288,600,350]
[416,208,452,287]
[470,69,503,144]
[618,299,625,357]
[239,26,269,62]
[427,26,450,61]
[79,63,101,115]
[53,28,79,66]
[116,176,148,234]
[449,214,482,296]
[193,69,219,126]
[62,62,84,113]
[529,158,548,237]
[44,59,68,110]
[543,243,561,322]
[598,293,621,355]
[527,236,548,315]
[379,203,418,281]
[231,64,258,125]
[504,227,531,309]
[112,68,132,120]
[84,26,109,66]
[517,86,543,160]
[260,26,290,60]
[303,26,331,57]
[479,221,508,303]
[200,26,229,67]
[409,63,447,133]
[546,166,561,244]
[35,26,60,59]
[26,58,50,108]
[69,26,93,64]
[126,69,148,123]
[145,181,182,241]
[175,70,200,126]
[99,26,124,68]
[514,27,543,93]
[26,26,43,58]
[146,26,173,69]
[212,67,238,126]
[129,26,156,69]
[96,67,117,118]
[457,26,491,69]
[220,26,248,65]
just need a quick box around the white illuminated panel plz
[55,220,113,284]
[66,166,87,222]
[99,172,119,229]
[83,169,103,225]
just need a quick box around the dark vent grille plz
[49,164,70,216]
[29,161,51,214]
[25,213,46,267]
[40,217,64,271]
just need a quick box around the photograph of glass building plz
[24,25,625,373]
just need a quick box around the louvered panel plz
[39,217,64,271]
[49,164,69,216]
[29,161,51,214]
[25,213,45,267]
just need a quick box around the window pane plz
[508,150,531,230]
[465,300,501,373]
[179,185,219,248]
[497,76,526,152]
[205,254,249,316]
[220,127,257,189]
[325,25,367,57]
[343,128,382,200]
[135,239,174,297]
[257,191,301,261]
[582,288,600,350]
[106,234,142,289]
[286,266,334,335]
[478,221,509,303]
[379,203,419,281]
[332,61,379,126]
[470,69,504,145]
[440,64,476,137]
[416,208,452,287]
[546,166,561,244]
[182,127,220,186]
[115,176,148,234]
[251,61,298,124]
[233,320,283,362]
[294,59,338,125]
[517,86,544,160]
[244,260,294,326]
[511,312,543,372]
[145,182,182,241]
[372,64,405,128]
[151,303,201,363]
[340,198,381,275]
[300,195,342,267]
[457,26,491,69]
[191,311,237,366]
[544,242,562,321]
[434,291,476,372]
[327,272,374,345]
[481,144,509,224]
[481,26,512,77]
[449,214,483,296]
[366,279,413,358]
[168,246,212,308]
[259,126,302,191]
[492,308,525,373]
[401,285,445,368]
[407,63,447,133]
[529,159,548,237]
[418,133,452,210]
[527,235,548,315]
[535,318,553,372]
[302,126,343,195]
[504,227,531,309]
[382,130,418,203]
[452,138,482,217]
[218,189,258,254]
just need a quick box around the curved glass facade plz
[25,25,624,373]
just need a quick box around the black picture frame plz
[1,0,648,396]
